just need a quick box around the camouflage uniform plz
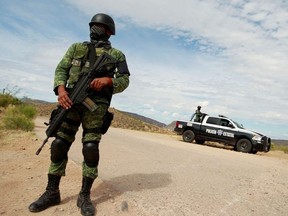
[49,42,130,179]
[194,108,202,122]
[28,14,128,215]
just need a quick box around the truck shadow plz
[178,139,234,151]
[201,142,234,151]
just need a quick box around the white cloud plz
[1,0,287,138]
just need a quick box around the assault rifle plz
[36,53,117,155]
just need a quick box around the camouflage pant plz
[48,103,108,179]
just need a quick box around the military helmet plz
[89,13,115,35]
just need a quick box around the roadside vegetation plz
[0,91,37,132]
[271,143,288,154]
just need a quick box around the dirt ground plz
[1,128,288,216]
[0,130,141,216]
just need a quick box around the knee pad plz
[83,142,99,167]
[50,138,71,163]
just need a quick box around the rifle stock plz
[36,53,117,155]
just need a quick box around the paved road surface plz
[35,117,288,216]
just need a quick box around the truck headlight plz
[252,135,262,143]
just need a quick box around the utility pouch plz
[101,111,114,134]
[45,106,61,136]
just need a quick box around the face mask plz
[90,25,109,42]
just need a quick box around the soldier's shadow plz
[92,173,171,204]
[60,172,171,205]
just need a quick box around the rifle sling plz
[87,43,96,67]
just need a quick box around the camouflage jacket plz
[53,42,130,103]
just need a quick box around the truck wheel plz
[236,138,252,153]
[182,130,195,143]
[195,138,205,145]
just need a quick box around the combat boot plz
[28,174,61,212]
[77,177,95,216]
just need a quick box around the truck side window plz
[220,119,229,127]
[206,117,219,125]
[227,122,234,128]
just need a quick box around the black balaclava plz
[90,25,110,42]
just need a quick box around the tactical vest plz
[67,42,112,88]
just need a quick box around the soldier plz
[194,105,202,122]
[29,13,130,216]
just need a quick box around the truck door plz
[200,117,220,141]
[218,118,236,144]
[200,117,236,144]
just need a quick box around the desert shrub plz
[0,93,21,108]
[2,104,37,131]
[271,143,288,154]
[17,104,37,119]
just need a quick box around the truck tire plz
[236,138,252,153]
[182,130,195,143]
[195,138,205,145]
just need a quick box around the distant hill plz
[122,111,166,127]
[109,108,173,134]
[24,98,288,141]
[26,100,173,134]
[119,111,177,131]
[21,97,52,104]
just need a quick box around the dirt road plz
[1,117,288,216]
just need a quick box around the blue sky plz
[0,0,287,139]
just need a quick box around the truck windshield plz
[232,120,244,129]
[190,113,195,121]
